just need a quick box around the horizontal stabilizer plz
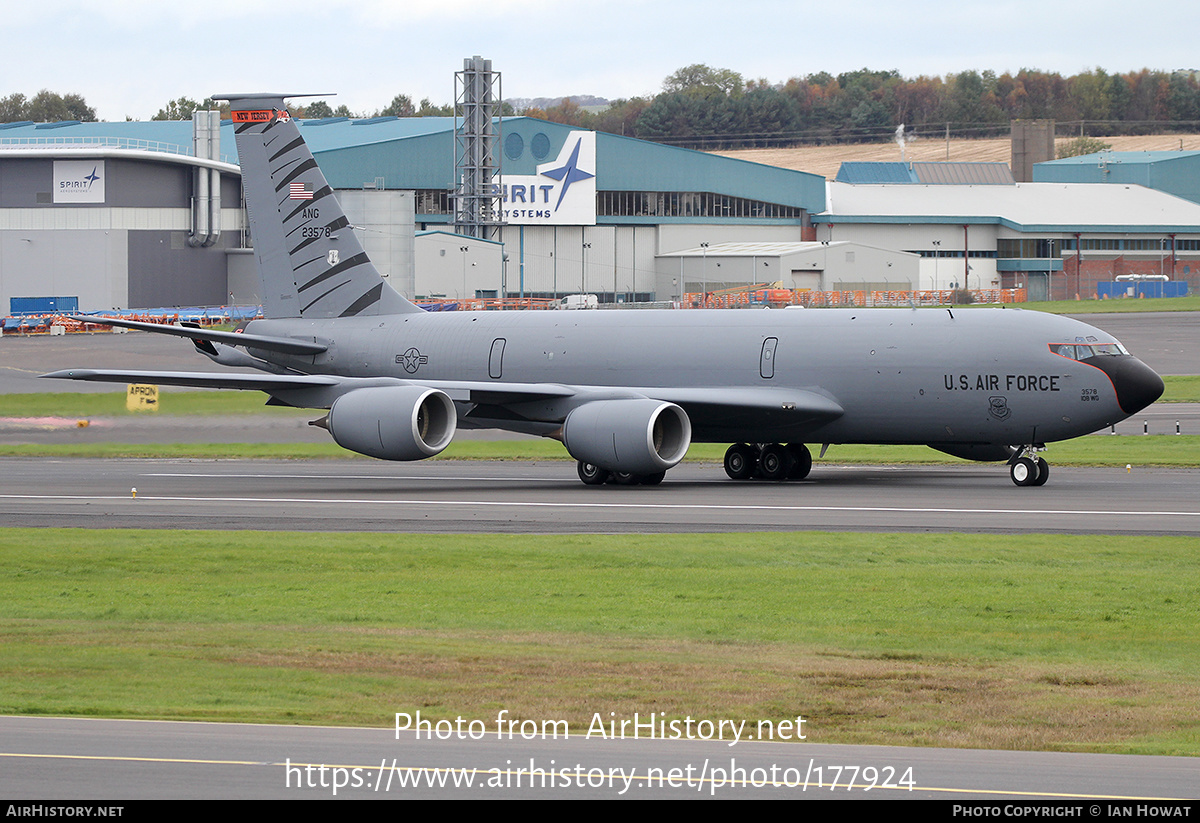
[66,316,327,355]
[39,369,341,392]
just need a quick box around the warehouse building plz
[1035,150,1200,205]
[819,175,1200,300]
[0,114,828,311]
[0,114,245,312]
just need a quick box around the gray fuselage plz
[246,306,1149,449]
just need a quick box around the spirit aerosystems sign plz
[498,131,596,225]
[53,160,106,204]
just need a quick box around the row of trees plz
[148,95,458,122]
[0,91,96,123]
[537,65,1200,148]
[6,66,1200,150]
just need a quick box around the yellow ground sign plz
[126,383,159,412]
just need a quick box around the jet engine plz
[322,386,456,461]
[562,399,691,474]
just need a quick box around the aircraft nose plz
[1087,356,1164,415]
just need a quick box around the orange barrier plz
[415,297,559,311]
[682,289,1027,308]
[3,307,263,335]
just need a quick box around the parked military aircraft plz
[44,93,1164,487]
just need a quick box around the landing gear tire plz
[757,443,793,481]
[612,471,641,485]
[724,443,757,480]
[1031,457,1050,487]
[578,461,611,486]
[640,471,666,486]
[786,443,813,480]
[1010,457,1039,487]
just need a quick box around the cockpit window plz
[1050,342,1128,360]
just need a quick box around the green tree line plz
[539,65,1200,149]
[7,67,1200,151]
[0,90,96,123]
[145,95,458,121]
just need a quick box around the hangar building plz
[820,172,1200,300]
[0,114,245,312]
[1035,150,1200,206]
[1,114,832,311]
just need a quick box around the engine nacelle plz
[325,386,456,461]
[562,399,691,474]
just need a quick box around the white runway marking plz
[142,472,568,483]
[2,493,1197,519]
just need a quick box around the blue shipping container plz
[9,296,79,315]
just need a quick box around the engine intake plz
[562,399,691,474]
[324,386,456,461]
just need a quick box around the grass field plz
[1,529,1196,755]
[969,295,1200,314]
[714,133,1200,181]
[1,434,1197,466]
[0,391,314,418]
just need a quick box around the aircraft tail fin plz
[216,93,420,319]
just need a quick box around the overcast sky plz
[7,0,1199,121]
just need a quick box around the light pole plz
[460,245,469,301]
[581,241,591,295]
[700,242,709,305]
[932,240,941,295]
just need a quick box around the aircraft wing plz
[38,369,577,405]
[39,369,840,423]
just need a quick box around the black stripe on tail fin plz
[213,93,421,319]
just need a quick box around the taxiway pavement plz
[2,715,1196,800]
[2,457,1196,535]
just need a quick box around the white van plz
[557,294,599,310]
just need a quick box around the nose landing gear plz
[1009,448,1049,487]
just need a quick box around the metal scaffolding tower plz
[453,56,503,239]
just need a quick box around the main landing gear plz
[576,462,666,486]
[1009,449,1049,487]
[724,443,813,481]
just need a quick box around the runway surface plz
[2,457,1196,535]
[1073,311,1198,376]
[2,715,1196,800]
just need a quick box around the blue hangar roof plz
[1034,150,1200,205]
[0,116,824,213]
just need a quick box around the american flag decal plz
[289,182,314,200]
